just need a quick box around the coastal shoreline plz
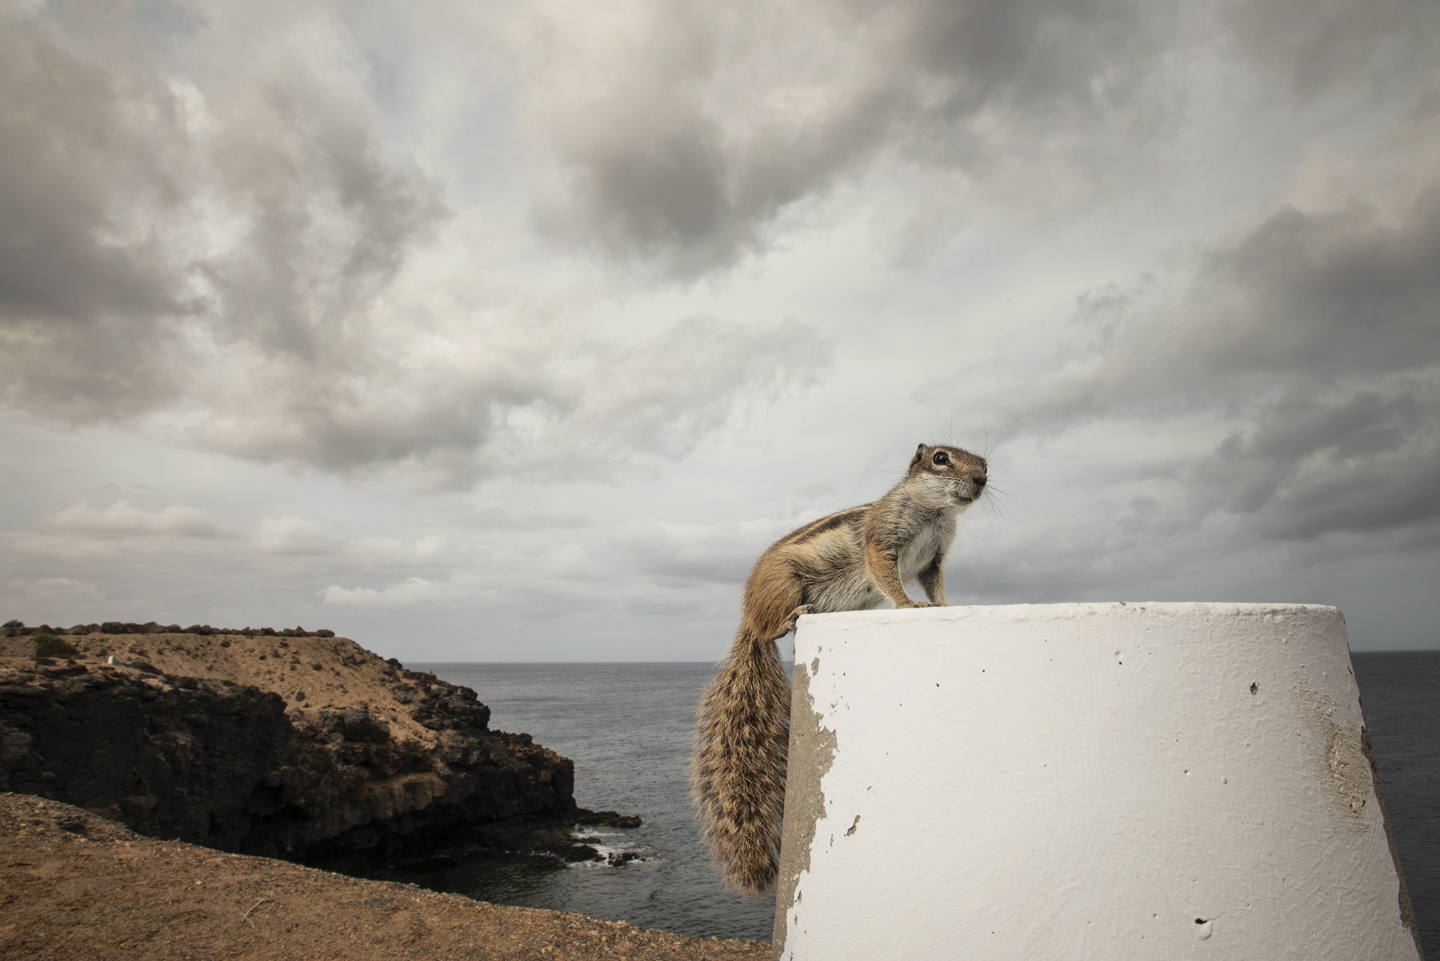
[0,623,763,956]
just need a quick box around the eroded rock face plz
[0,659,576,860]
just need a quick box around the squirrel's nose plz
[973,475,987,489]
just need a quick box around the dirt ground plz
[0,794,770,961]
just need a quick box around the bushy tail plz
[691,628,792,895]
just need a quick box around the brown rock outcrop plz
[0,628,600,863]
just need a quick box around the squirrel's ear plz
[911,443,926,466]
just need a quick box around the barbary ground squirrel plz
[691,443,988,894]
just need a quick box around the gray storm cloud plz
[0,21,191,419]
[200,56,445,363]
[1224,0,1440,98]
[0,10,830,486]
[1193,386,1440,542]
[0,19,439,424]
[973,145,1440,545]
[533,0,1179,277]
[195,314,829,485]
[532,0,1440,277]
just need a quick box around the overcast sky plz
[2,0,1437,660]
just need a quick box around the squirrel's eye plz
[932,451,950,466]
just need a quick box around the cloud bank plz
[0,8,831,487]
[530,0,1181,275]
[2,0,1438,655]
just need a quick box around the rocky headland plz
[0,620,634,863]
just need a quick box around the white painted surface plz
[773,603,1421,961]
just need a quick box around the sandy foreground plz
[0,793,769,961]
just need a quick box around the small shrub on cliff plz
[33,633,77,658]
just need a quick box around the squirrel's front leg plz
[917,556,947,606]
[864,543,929,608]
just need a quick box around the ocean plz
[405,654,1440,952]
[1353,652,1440,956]
[404,662,774,941]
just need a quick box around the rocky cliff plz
[0,624,614,862]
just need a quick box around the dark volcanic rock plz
[0,661,579,861]
[576,809,645,828]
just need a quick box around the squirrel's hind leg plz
[779,604,813,638]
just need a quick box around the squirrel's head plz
[907,443,988,511]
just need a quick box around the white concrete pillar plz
[773,603,1422,961]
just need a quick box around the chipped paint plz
[1293,685,1371,827]
[771,654,837,960]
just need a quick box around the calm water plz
[404,655,1440,951]
[408,662,775,941]
[1353,651,1440,957]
